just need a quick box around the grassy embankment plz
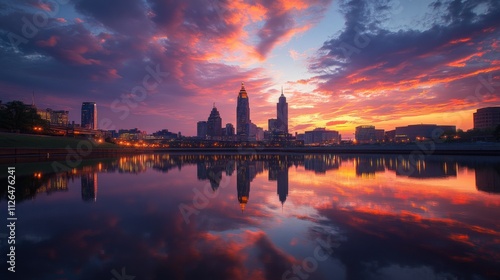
[0,132,119,149]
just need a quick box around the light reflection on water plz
[1,154,499,280]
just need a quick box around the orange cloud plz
[449,37,472,44]
[326,120,348,126]
[446,52,485,67]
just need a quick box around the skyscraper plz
[276,87,288,134]
[197,121,207,139]
[236,82,250,140]
[81,102,97,130]
[207,105,222,137]
[269,156,289,208]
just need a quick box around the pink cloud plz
[36,35,58,47]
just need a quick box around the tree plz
[0,101,49,133]
[441,129,457,142]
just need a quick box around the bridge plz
[49,125,99,137]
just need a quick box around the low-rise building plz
[118,128,146,140]
[355,125,384,143]
[268,119,277,132]
[37,108,69,126]
[304,128,340,145]
[385,130,395,142]
[152,129,178,139]
[473,107,500,130]
[225,123,235,136]
[395,124,456,142]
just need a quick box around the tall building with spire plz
[236,82,250,140]
[277,165,289,208]
[269,156,289,209]
[207,104,222,138]
[81,102,97,130]
[276,87,288,134]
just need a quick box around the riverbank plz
[1,142,499,160]
[0,132,118,149]
[156,142,500,156]
[2,133,500,164]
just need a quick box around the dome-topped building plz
[207,104,222,138]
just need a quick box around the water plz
[1,154,499,280]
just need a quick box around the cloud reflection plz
[0,154,499,279]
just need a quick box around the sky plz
[0,0,499,138]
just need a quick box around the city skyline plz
[1,0,499,137]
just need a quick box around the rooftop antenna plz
[32,90,35,107]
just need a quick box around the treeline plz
[452,127,500,142]
[0,100,49,133]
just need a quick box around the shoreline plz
[1,142,499,163]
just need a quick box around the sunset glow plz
[1,0,499,136]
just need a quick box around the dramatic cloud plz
[0,0,497,135]
[0,0,333,134]
[305,0,500,132]
[3,155,499,279]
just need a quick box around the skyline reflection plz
[2,154,500,204]
[1,154,499,279]
[81,172,98,202]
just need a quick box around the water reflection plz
[1,154,499,280]
[304,154,340,173]
[81,172,98,202]
[476,165,500,193]
[2,154,500,204]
